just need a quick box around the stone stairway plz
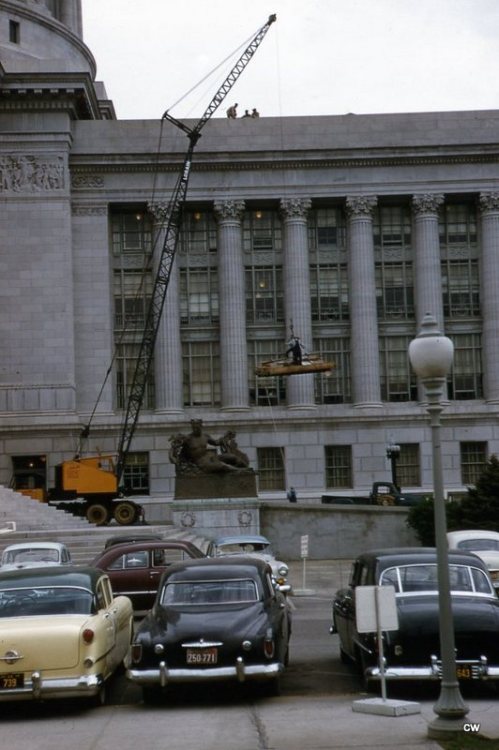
[0,485,210,565]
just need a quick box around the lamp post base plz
[428,715,468,740]
[427,684,469,739]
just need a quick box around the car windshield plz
[3,548,60,564]
[216,542,270,555]
[0,586,93,617]
[161,578,259,605]
[379,563,494,595]
[457,539,499,552]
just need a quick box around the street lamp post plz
[408,313,469,738]
[386,442,401,491]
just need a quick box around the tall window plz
[246,266,283,324]
[111,209,154,409]
[257,448,285,491]
[448,334,483,400]
[9,20,20,43]
[180,268,219,324]
[310,264,349,322]
[374,206,414,320]
[244,209,281,253]
[460,442,487,486]
[325,446,352,488]
[439,203,477,248]
[182,341,220,406]
[380,335,417,402]
[123,452,149,493]
[309,207,346,250]
[442,259,480,319]
[313,337,351,404]
[179,210,220,406]
[248,340,286,406]
[397,444,420,487]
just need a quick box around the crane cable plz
[81,17,276,454]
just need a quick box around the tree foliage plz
[406,454,499,544]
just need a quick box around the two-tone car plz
[447,529,499,590]
[1,541,72,570]
[331,547,499,688]
[126,557,291,703]
[0,566,133,703]
[206,535,291,593]
[91,539,205,611]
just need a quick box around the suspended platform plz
[255,355,334,377]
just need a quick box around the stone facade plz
[1,1,499,510]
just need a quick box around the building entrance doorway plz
[11,455,47,501]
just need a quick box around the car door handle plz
[150,571,160,576]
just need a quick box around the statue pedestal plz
[174,472,257,500]
[172,497,260,538]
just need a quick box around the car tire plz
[114,501,137,526]
[86,503,110,526]
[260,676,281,697]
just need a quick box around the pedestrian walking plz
[287,487,297,503]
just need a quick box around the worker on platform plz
[226,103,238,118]
[242,109,251,118]
[251,107,260,118]
[286,336,304,365]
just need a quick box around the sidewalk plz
[286,559,499,747]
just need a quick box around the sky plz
[81,0,499,121]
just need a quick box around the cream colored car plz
[447,530,499,589]
[0,566,133,703]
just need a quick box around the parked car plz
[206,534,291,592]
[104,534,163,549]
[0,541,72,570]
[331,547,499,688]
[91,540,205,611]
[0,566,133,703]
[126,557,291,703]
[447,529,499,589]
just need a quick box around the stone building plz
[1,0,499,514]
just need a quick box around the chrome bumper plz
[367,655,499,681]
[127,657,283,686]
[0,672,104,702]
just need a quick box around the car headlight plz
[278,564,288,577]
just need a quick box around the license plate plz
[456,665,472,680]
[0,673,24,690]
[186,648,218,665]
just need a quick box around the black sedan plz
[331,547,499,688]
[126,557,291,702]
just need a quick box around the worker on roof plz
[226,103,238,118]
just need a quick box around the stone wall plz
[260,502,419,560]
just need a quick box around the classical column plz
[60,1,81,35]
[213,200,249,410]
[345,195,382,407]
[280,197,315,409]
[148,201,183,413]
[479,192,499,403]
[412,194,445,330]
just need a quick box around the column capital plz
[345,195,377,218]
[213,199,246,222]
[412,193,444,216]
[279,197,312,220]
[147,201,170,223]
[479,192,499,213]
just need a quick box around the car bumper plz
[127,657,283,686]
[0,672,104,702]
[367,655,499,681]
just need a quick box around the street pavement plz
[287,558,499,748]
